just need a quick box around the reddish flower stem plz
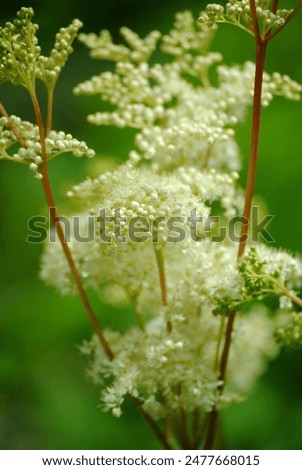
[29,87,171,449]
[132,397,172,450]
[204,1,269,449]
[0,102,27,147]
[29,88,114,361]
[237,41,267,258]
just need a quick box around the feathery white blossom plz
[80,304,278,419]
[75,12,301,174]
[78,27,161,64]
[41,170,300,420]
[38,8,302,430]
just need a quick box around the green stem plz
[134,308,146,332]
[191,409,202,449]
[273,280,302,309]
[284,291,302,309]
[46,87,54,136]
[154,246,172,332]
[222,19,254,36]
[214,315,226,370]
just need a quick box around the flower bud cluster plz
[161,11,217,57]
[214,246,302,316]
[0,115,95,178]
[0,7,82,91]
[36,19,82,89]
[276,312,302,349]
[198,1,293,37]
[0,7,39,87]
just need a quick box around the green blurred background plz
[0,0,302,450]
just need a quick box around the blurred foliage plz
[0,0,301,450]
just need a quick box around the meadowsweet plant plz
[1,2,302,450]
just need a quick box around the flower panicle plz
[198,1,294,38]
[0,7,39,88]
[36,19,83,89]
[0,7,82,91]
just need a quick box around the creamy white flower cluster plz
[162,11,216,57]
[41,202,301,419]
[92,169,209,249]
[217,62,302,108]
[81,306,277,419]
[42,217,282,418]
[0,115,95,178]
[75,11,300,174]
[198,1,293,36]
[78,27,161,64]
[39,9,302,425]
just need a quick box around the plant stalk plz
[154,246,172,332]
[29,87,173,449]
[46,87,54,136]
[204,5,268,448]
[132,397,172,450]
[29,88,114,360]
[0,102,27,147]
